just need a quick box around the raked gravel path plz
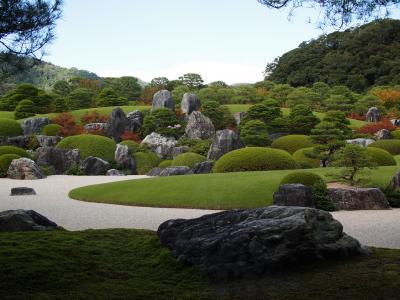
[1,175,400,249]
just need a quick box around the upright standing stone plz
[7,158,45,180]
[207,129,244,160]
[181,93,201,115]
[126,110,144,132]
[185,111,215,140]
[234,112,247,126]
[107,107,128,143]
[366,107,380,122]
[152,90,175,111]
[21,117,50,135]
[115,144,136,173]
[375,129,392,140]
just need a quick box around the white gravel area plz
[0,175,399,249]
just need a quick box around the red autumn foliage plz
[52,112,83,136]
[346,112,365,121]
[120,131,142,143]
[357,118,396,134]
[80,110,109,125]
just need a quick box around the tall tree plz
[178,73,204,89]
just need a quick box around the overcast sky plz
[45,0,399,84]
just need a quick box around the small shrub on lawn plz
[0,146,30,158]
[271,135,313,154]
[41,124,62,136]
[357,118,396,134]
[280,171,325,187]
[0,154,20,177]
[134,152,160,175]
[369,140,400,155]
[158,160,173,168]
[214,147,298,173]
[56,134,116,161]
[365,147,396,166]
[171,152,206,168]
[0,118,23,137]
[292,147,320,168]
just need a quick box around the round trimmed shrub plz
[134,152,161,175]
[171,152,206,168]
[0,118,22,137]
[14,99,36,119]
[369,140,400,155]
[365,147,396,166]
[0,146,30,158]
[41,124,62,136]
[271,135,313,154]
[158,160,172,168]
[391,130,400,140]
[120,140,140,153]
[292,147,320,168]
[56,134,116,161]
[0,154,20,177]
[213,147,298,173]
[280,171,325,187]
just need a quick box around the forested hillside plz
[265,19,400,92]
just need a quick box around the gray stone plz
[193,161,214,174]
[346,138,375,147]
[7,158,45,180]
[152,90,175,111]
[84,123,108,134]
[390,172,400,190]
[126,110,144,132]
[391,119,400,127]
[233,112,247,126]
[159,166,192,176]
[35,135,62,147]
[10,187,36,196]
[0,210,57,232]
[141,132,177,159]
[106,169,124,176]
[172,146,190,159]
[80,156,110,175]
[147,167,163,176]
[273,184,315,207]
[181,93,201,115]
[21,117,50,135]
[115,144,136,173]
[35,147,80,174]
[106,108,128,143]
[185,111,215,140]
[366,107,380,122]
[375,129,393,140]
[327,187,390,210]
[207,129,244,160]
[6,135,31,148]
[158,205,368,279]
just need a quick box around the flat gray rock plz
[10,187,36,196]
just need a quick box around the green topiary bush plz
[0,118,22,137]
[280,171,325,187]
[391,130,400,140]
[133,152,161,175]
[0,154,20,177]
[14,99,36,119]
[41,124,62,136]
[271,135,314,154]
[240,120,270,147]
[171,152,206,168]
[213,147,298,173]
[120,140,140,153]
[369,140,400,155]
[177,137,212,157]
[0,146,30,158]
[292,147,320,168]
[158,160,173,168]
[56,134,116,161]
[365,147,396,166]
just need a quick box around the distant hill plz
[265,19,400,92]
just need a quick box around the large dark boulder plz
[185,111,215,140]
[152,90,174,111]
[35,147,80,174]
[0,210,58,232]
[80,156,110,175]
[126,110,143,132]
[366,107,380,122]
[7,158,45,180]
[21,117,50,135]
[181,93,201,115]
[273,184,315,207]
[193,161,214,174]
[159,166,192,176]
[158,206,368,279]
[207,129,244,160]
[327,187,390,210]
[106,108,128,143]
[115,144,136,173]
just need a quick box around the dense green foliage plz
[365,147,396,166]
[214,147,298,173]
[133,152,161,175]
[41,124,62,136]
[369,140,400,155]
[240,119,270,146]
[171,152,206,168]
[56,134,116,161]
[288,105,320,134]
[280,171,325,187]
[0,118,22,136]
[392,130,400,140]
[292,147,320,168]
[177,138,212,157]
[202,101,236,130]
[120,140,140,153]
[271,135,314,154]
[0,146,29,158]
[0,154,20,177]
[266,19,400,91]
[141,108,184,139]
[14,99,36,119]
[158,160,173,168]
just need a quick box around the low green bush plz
[271,135,313,154]
[0,146,30,158]
[392,130,400,140]
[240,120,270,147]
[280,171,325,187]
[0,154,20,177]
[0,118,22,137]
[41,124,62,136]
[213,147,298,173]
[14,99,36,119]
[120,140,140,153]
[56,134,116,161]
[381,186,400,208]
[365,147,396,166]
[171,152,206,168]
[177,137,212,157]
[158,160,173,168]
[292,147,320,168]
[369,140,400,155]
[134,152,160,175]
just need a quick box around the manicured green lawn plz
[69,166,399,210]
[1,229,400,300]
[0,111,15,119]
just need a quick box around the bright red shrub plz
[52,112,83,136]
[80,110,108,125]
[347,112,365,121]
[121,131,142,143]
[357,118,396,134]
